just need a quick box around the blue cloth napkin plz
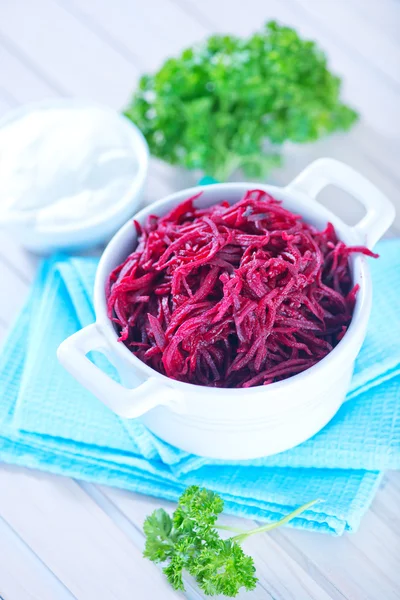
[0,240,399,535]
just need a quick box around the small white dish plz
[0,98,149,253]
[58,158,395,459]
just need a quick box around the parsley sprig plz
[143,486,318,596]
[125,21,357,180]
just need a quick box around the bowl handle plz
[57,323,183,418]
[285,158,395,247]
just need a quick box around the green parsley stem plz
[215,499,320,541]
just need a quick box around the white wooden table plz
[0,1,400,598]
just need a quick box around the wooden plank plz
[0,41,61,103]
[143,158,185,206]
[97,485,336,600]
[292,0,400,87]
[0,87,17,108]
[273,510,400,600]
[81,483,205,600]
[0,516,74,600]
[347,0,400,42]
[0,0,138,108]
[352,124,400,189]
[0,325,7,347]
[0,257,30,328]
[0,465,183,600]
[0,233,38,284]
[60,0,208,72]
[0,88,16,118]
[370,472,400,537]
[345,509,400,588]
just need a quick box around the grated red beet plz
[106,191,378,388]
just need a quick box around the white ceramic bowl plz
[57,158,395,459]
[0,99,149,253]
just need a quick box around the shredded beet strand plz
[106,190,377,388]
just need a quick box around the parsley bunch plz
[125,21,357,181]
[143,486,318,597]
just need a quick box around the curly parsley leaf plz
[125,20,357,180]
[143,485,318,597]
[143,508,176,563]
[189,538,257,597]
[174,484,224,529]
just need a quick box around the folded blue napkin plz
[1,240,399,535]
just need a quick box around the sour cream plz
[0,103,139,231]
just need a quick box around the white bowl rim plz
[94,181,372,396]
[0,98,149,234]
